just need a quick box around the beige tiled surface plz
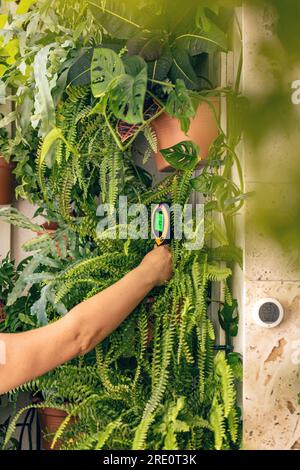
[241,4,300,450]
[243,131,300,185]
[244,281,300,450]
[244,182,300,282]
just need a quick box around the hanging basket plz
[151,97,220,172]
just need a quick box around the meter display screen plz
[155,212,164,232]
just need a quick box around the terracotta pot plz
[38,407,72,450]
[36,222,62,257]
[151,97,220,172]
[0,301,6,323]
[0,156,15,204]
[40,221,59,232]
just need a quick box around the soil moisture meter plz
[151,203,171,246]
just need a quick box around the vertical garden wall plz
[0,0,246,450]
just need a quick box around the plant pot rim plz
[0,156,15,169]
[38,407,68,417]
[152,96,220,124]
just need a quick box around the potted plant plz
[38,406,73,450]
[151,95,220,171]
[0,128,15,205]
[76,1,228,170]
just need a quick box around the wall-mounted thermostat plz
[252,298,284,328]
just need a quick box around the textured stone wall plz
[242,4,300,450]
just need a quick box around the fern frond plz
[214,352,236,418]
[209,397,226,450]
[143,126,157,153]
[207,263,231,282]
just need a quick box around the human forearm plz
[68,263,156,353]
[0,246,172,393]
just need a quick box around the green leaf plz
[40,127,63,167]
[209,396,225,450]
[160,140,199,170]
[110,56,147,124]
[127,31,165,60]
[95,419,121,449]
[67,48,93,87]
[88,0,142,39]
[18,313,36,327]
[191,173,224,193]
[227,352,243,381]
[209,244,243,267]
[0,14,8,29]
[22,234,52,252]
[0,207,41,232]
[218,299,239,337]
[169,46,200,90]
[16,0,36,14]
[196,6,218,31]
[40,127,77,167]
[147,45,173,81]
[165,79,196,133]
[175,24,227,55]
[30,285,49,326]
[207,263,232,281]
[0,111,17,128]
[91,48,124,98]
[31,45,56,136]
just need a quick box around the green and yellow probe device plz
[151,203,171,246]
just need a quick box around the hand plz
[139,245,173,286]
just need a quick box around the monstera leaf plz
[166,79,196,132]
[91,48,125,97]
[110,56,147,124]
[160,141,199,170]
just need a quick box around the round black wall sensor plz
[253,298,284,328]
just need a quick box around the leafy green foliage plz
[153,397,190,450]
[110,56,148,124]
[160,141,199,171]
[88,0,229,90]
[0,255,40,333]
[218,299,239,338]
[1,85,244,451]
[91,48,125,97]
[87,0,143,40]
[166,79,196,133]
